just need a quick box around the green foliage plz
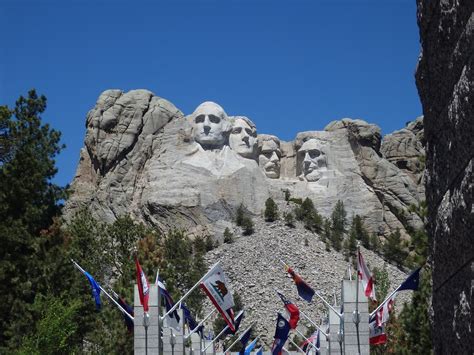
[383,229,408,268]
[322,218,332,251]
[17,295,81,355]
[289,197,303,205]
[331,200,347,234]
[370,233,380,252]
[283,189,291,202]
[264,197,279,222]
[283,211,295,228]
[352,215,370,248]
[344,228,357,262]
[393,268,432,354]
[235,203,245,226]
[372,265,390,302]
[0,91,66,349]
[241,215,255,235]
[294,197,322,232]
[223,227,234,244]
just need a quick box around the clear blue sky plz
[0,0,422,187]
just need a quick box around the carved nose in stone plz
[203,126,211,135]
[242,136,249,144]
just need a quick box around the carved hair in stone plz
[298,138,327,182]
[258,134,281,178]
[191,101,231,149]
[229,116,258,159]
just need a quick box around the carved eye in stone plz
[195,115,205,123]
[209,115,221,124]
[245,128,256,137]
[232,127,243,134]
[308,150,321,159]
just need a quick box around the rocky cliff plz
[66,90,425,240]
[416,0,474,352]
[65,90,426,339]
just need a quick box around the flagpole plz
[155,270,163,355]
[226,322,255,352]
[299,311,328,337]
[162,262,220,320]
[202,310,244,352]
[355,245,361,355]
[279,260,343,319]
[370,287,399,318]
[71,259,134,321]
[288,338,305,354]
[294,328,319,352]
[185,309,217,339]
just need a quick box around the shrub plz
[264,197,279,222]
[223,227,234,244]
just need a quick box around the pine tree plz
[264,197,279,222]
[241,215,254,235]
[0,91,66,349]
[283,212,295,228]
[331,200,347,235]
[235,203,245,226]
[223,227,234,244]
[383,229,408,267]
[344,227,357,262]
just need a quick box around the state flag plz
[276,291,300,329]
[135,258,150,312]
[272,313,291,355]
[357,250,376,301]
[156,276,180,331]
[284,265,315,302]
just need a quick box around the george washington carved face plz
[191,102,231,149]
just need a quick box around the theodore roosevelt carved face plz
[258,135,281,178]
[229,117,257,159]
[191,102,231,149]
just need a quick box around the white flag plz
[200,264,235,331]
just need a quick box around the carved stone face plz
[258,137,281,178]
[191,102,230,149]
[299,138,327,181]
[229,117,257,158]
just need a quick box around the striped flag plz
[357,250,376,301]
[135,258,150,312]
[276,291,300,329]
[284,265,315,302]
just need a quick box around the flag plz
[284,265,315,302]
[200,264,235,332]
[300,330,319,354]
[82,269,102,310]
[239,327,252,355]
[256,346,263,355]
[369,314,387,345]
[398,267,421,292]
[272,313,291,355]
[135,258,150,312]
[376,293,396,327]
[156,276,181,331]
[244,337,258,355]
[357,250,376,301]
[276,291,300,329]
[116,295,134,332]
[225,310,244,335]
[181,302,202,336]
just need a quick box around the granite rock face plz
[67,93,425,240]
[416,0,474,352]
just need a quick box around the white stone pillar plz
[134,284,160,355]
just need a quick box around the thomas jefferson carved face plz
[298,138,327,181]
[229,117,257,158]
[258,136,281,178]
[191,102,231,149]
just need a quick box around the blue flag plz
[239,328,252,355]
[245,337,258,355]
[256,346,263,355]
[181,302,203,336]
[157,276,181,330]
[272,313,290,355]
[398,267,422,292]
[285,266,315,302]
[83,270,101,310]
[116,296,134,332]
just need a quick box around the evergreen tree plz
[293,197,322,232]
[352,214,370,248]
[264,197,279,222]
[283,211,295,228]
[344,227,357,262]
[383,229,408,267]
[0,91,66,349]
[241,215,254,236]
[223,227,234,244]
[235,203,245,226]
[323,218,332,251]
[331,200,347,235]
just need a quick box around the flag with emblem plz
[357,250,376,301]
[369,314,387,345]
[272,313,291,355]
[135,258,150,312]
[200,264,235,332]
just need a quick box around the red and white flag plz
[376,293,396,327]
[357,250,376,301]
[135,258,150,312]
[200,264,235,332]
[369,315,387,345]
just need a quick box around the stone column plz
[134,284,159,355]
[189,332,202,355]
[162,311,184,355]
[328,304,343,355]
[341,279,369,355]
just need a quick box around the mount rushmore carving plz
[66,89,425,239]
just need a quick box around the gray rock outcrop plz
[416,0,474,352]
